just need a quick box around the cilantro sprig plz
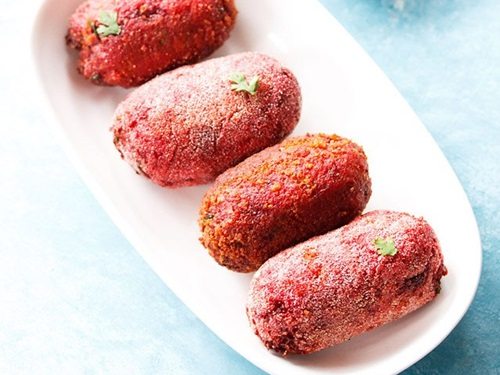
[229,73,259,95]
[96,10,121,38]
[373,237,398,256]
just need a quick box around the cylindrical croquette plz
[66,0,237,87]
[246,210,447,355]
[112,52,301,187]
[199,133,372,272]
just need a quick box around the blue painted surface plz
[0,0,498,373]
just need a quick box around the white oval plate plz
[31,0,481,374]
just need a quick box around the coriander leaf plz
[373,237,398,256]
[229,72,245,82]
[99,11,115,25]
[96,10,121,38]
[248,75,259,93]
[229,72,259,95]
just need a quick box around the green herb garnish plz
[96,11,121,38]
[229,73,259,95]
[373,237,398,256]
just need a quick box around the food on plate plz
[112,52,301,187]
[247,210,447,355]
[199,133,371,272]
[66,0,237,87]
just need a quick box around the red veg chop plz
[66,0,237,87]
[247,210,447,355]
[199,134,372,272]
[112,52,301,187]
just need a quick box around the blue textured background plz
[1,0,498,373]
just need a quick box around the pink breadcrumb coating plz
[112,52,301,187]
[247,210,447,355]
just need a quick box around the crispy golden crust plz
[66,0,237,87]
[247,210,447,355]
[199,134,372,272]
